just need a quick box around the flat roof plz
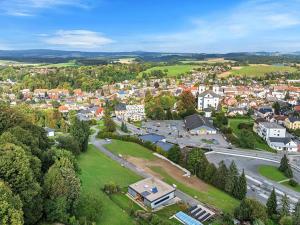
[260,122,284,129]
[129,178,175,202]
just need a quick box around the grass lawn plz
[230,65,297,77]
[78,145,142,225]
[104,139,156,160]
[282,181,300,193]
[258,165,287,182]
[97,119,105,131]
[150,166,239,214]
[139,65,200,77]
[228,118,274,152]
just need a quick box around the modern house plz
[184,114,216,135]
[197,90,221,110]
[128,178,175,209]
[284,117,300,130]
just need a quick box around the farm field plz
[104,140,239,213]
[222,65,297,78]
[228,118,274,152]
[78,145,141,225]
[139,64,200,77]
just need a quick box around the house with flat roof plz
[128,178,175,209]
[139,133,174,152]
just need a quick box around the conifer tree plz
[266,188,278,216]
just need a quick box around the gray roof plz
[260,122,284,129]
[198,90,220,98]
[156,141,174,152]
[139,133,165,143]
[288,117,300,123]
[268,137,292,145]
[184,114,214,130]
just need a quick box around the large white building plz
[115,103,145,121]
[197,89,221,110]
[255,122,297,152]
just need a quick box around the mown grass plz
[139,64,200,77]
[258,165,287,182]
[104,139,156,160]
[150,166,239,214]
[78,145,141,225]
[230,65,297,77]
[282,181,300,193]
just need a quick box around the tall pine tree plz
[266,188,277,216]
[280,194,290,217]
[225,161,239,194]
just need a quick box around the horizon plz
[1,0,300,53]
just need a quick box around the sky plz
[0,0,300,53]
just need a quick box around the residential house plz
[115,103,145,122]
[139,133,174,152]
[128,178,175,209]
[284,117,300,130]
[184,114,216,135]
[227,107,247,117]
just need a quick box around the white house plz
[255,122,297,151]
[198,90,221,110]
[115,103,145,121]
[128,178,175,209]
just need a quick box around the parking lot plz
[142,120,229,148]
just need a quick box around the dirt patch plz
[127,156,208,192]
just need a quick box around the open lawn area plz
[258,165,287,182]
[228,118,274,152]
[139,64,200,77]
[104,139,156,160]
[229,65,297,78]
[103,139,239,213]
[150,166,239,213]
[78,145,141,225]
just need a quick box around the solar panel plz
[191,208,201,217]
[196,210,206,219]
[188,205,198,213]
[201,213,211,222]
[175,211,203,225]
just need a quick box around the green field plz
[104,139,156,160]
[151,166,239,213]
[258,165,287,182]
[139,64,200,77]
[228,118,274,152]
[78,145,141,225]
[104,140,239,213]
[39,60,78,68]
[282,181,300,193]
[230,65,297,77]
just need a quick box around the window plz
[153,195,170,206]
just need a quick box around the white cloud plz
[0,0,91,16]
[43,30,114,49]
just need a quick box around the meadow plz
[229,65,297,77]
[139,64,200,77]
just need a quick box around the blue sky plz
[0,0,300,53]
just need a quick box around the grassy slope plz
[104,140,239,213]
[231,65,297,77]
[139,64,200,77]
[78,145,141,225]
[282,181,300,193]
[150,166,239,214]
[258,165,287,182]
[104,139,156,160]
[228,118,274,152]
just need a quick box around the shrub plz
[289,179,298,187]
[103,183,121,195]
